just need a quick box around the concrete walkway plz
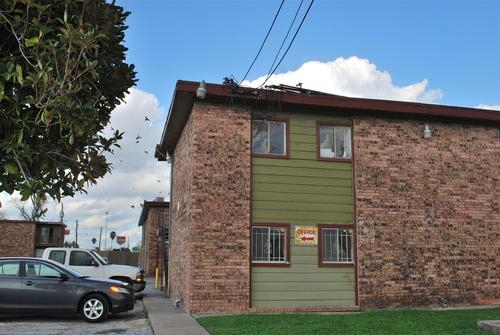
[139,280,210,335]
[478,320,500,334]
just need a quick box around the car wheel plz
[80,293,109,323]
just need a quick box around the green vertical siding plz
[252,112,356,308]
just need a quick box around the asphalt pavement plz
[139,279,210,335]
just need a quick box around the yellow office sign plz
[295,226,317,245]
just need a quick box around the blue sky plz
[1,0,499,249]
[121,0,499,109]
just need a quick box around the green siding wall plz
[251,112,356,308]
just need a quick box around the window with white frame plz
[252,225,288,264]
[252,120,287,156]
[319,226,354,265]
[318,123,352,159]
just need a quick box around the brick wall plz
[0,220,36,256]
[169,109,195,308]
[143,208,160,276]
[139,204,169,276]
[170,103,252,313]
[354,117,500,308]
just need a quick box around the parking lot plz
[0,299,153,335]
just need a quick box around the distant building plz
[156,80,499,313]
[138,198,169,278]
[0,220,66,257]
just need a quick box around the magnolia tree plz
[0,0,136,216]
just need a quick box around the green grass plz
[197,308,500,335]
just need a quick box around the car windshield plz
[90,250,110,265]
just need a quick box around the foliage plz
[64,240,79,248]
[15,191,47,220]
[198,308,500,335]
[0,0,136,211]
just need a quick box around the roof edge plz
[156,80,500,160]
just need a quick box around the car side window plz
[69,251,96,266]
[48,250,66,264]
[0,260,20,277]
[25,261,61,278]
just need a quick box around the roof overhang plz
[156,80,500,161]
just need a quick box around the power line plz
[238,0,285,85]
[259,0,315,89]
[265,0,304,80]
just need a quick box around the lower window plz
[252,224,289,265]
[319,225,354,266]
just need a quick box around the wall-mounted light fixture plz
[196,80,207,99]
[423,124,432,139]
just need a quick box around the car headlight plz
[135,270,145,281]
[110,286,131,294]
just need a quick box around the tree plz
[15,192,47,220]
[109,230,116,249]
[0,0,136,214]
[64,240,79,248]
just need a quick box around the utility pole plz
[98,226,102,250]
[75,220,79,246]
[104,211,109,250]
[59,203,64,222]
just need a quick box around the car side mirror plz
[91,260,99,267]
[59,273,69,281]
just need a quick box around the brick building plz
[138,198,169,278]
[155,80,500,313]
[0,220,66,257]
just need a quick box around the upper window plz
[318,123,352,160]
[36,225,62,245]
[252,120,287,156]
[252,224,290,265]
[319,225,354,266]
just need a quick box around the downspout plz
[164,155,173,296]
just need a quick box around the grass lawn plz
[197,307,500,335]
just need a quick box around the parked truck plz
[41,248,146,292]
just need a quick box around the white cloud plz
[0,88,171,249]
[243,56,444,103]
[475,104,500,111]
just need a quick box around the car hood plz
[104,264,140,272]
[82,276,128,286]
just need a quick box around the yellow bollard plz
[155,268,159,288]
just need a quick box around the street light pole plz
[104,211,109,250]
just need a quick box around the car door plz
[68,250,103,278]
[20,260,79,313]
[0,259,22,313]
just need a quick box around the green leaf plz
[4,62,14,81]
[4,163,19,175]
[25,36,39,47]
[40,108,51,126]
[15,64,24,85]
[20,190,30,202]
[0,82,4,102]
